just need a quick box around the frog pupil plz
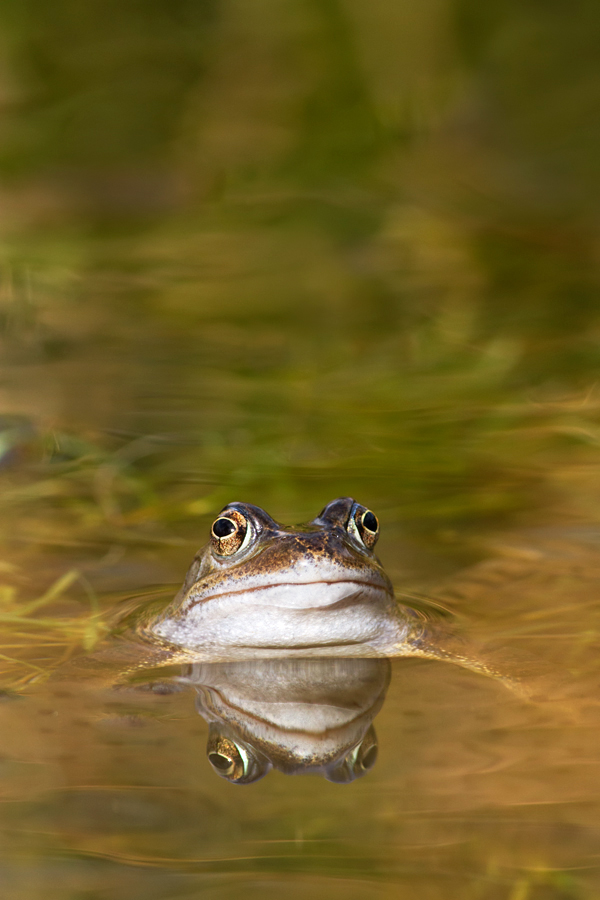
[209,751,234,770]
[213,517,236,538]
[362,511,378,532]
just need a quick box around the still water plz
[2,1,600,898]
[2,612,600,900]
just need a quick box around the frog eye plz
[211,508,251,556]
[325,726,379,783]
[348,506,379,550]
[208,747,241,780]
[207,728,269,784]
[354,727,378,771]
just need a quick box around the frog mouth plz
[191,578,392,610]
[151,577,404,655]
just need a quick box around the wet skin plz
[147,497,424,660]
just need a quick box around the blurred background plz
[1,0,600,601]
[2,5,600,900]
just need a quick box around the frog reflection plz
[181,658,390,783]
[148,497,423,659]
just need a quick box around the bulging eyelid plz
[346,510,363,544]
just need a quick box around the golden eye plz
[210,509,249,556]
[351,507,379,550]
[325,727,379,783]
[207,728,269,783]
[208,751,236,776]
[362,510,378,534]
[207,735,246,780]
[356,732,378,771]
[212,517,236,538]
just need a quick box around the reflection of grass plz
[3,360,600,691]
[1,388,600,690]
[0,569,109,687]
[0,344,600,683]
[5,374,600,540]
[506,870,582,900]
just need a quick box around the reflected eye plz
[211,509,249,556]
[348,506,379,550]
[325,726,379,783]
[355,728,378,772]
[207,736,245,781]
[208,751,236,775]
[207,727,269,784]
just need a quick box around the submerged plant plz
[0,567,109,688]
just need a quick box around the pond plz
[1,1,600,898]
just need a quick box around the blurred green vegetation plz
[0,0,599,664]
[2,6,600,898]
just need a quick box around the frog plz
[145,497,425,660]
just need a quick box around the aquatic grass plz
[4,369,600,556]
[1,333,600,695]
[0,568,110,687]
[1,385,599,691]
[507,870,584,900]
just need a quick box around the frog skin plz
[146,497,424,660]
[183,657,390,783]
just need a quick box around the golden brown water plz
[2,1,600,897]
[1,632,599,900]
